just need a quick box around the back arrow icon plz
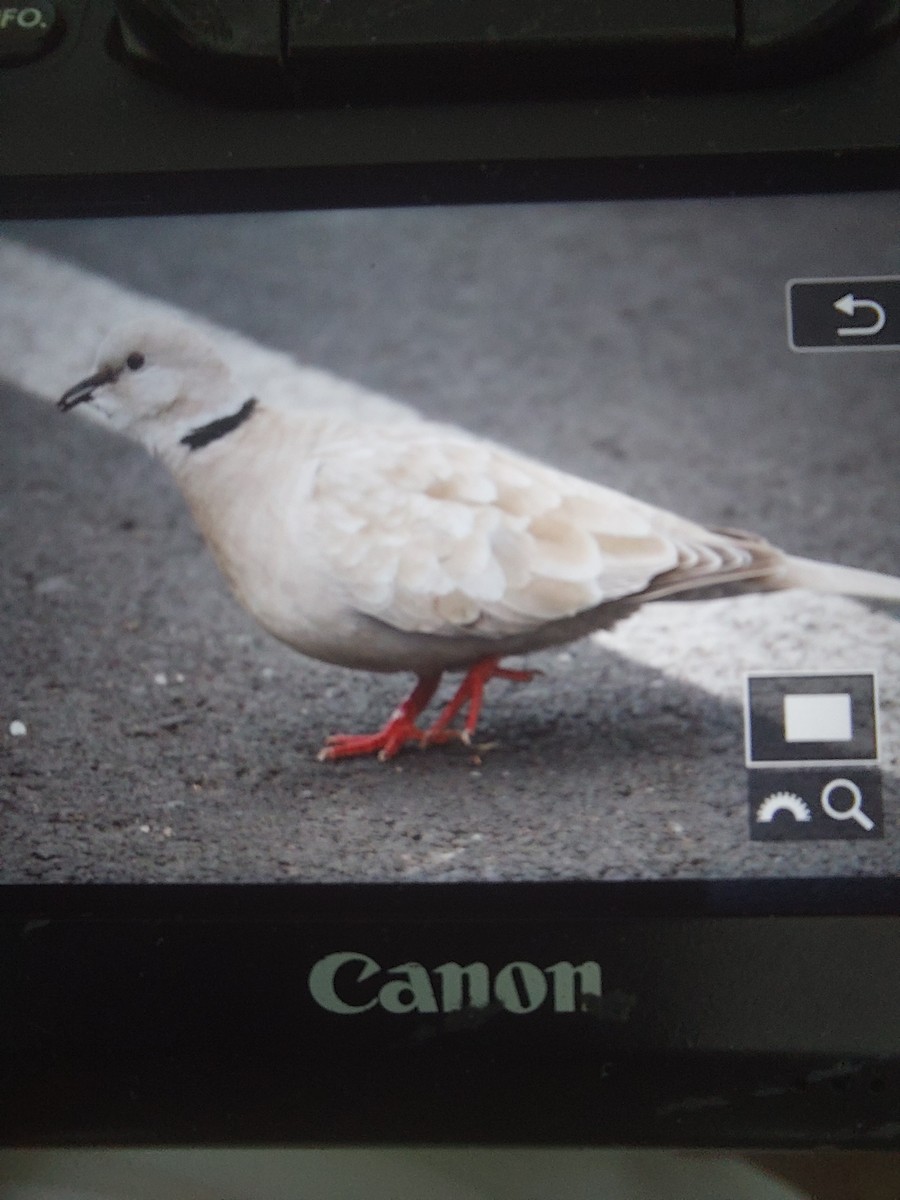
[833,292,886,336]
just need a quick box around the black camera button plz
[0,2,64,65]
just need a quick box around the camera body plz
[1,0,899,1148]
[4,0,900,213]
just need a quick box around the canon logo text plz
[308,952,602,1015]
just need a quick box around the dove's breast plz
[171,408,386,666]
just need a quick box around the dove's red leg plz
[318,673,442,762]
[424,656,536,746]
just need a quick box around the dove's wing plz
[311,423,779,640]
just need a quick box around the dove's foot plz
[422,656,537,747]
[317,673,441,762]
[318,722,425,762]
[317,659,537,761]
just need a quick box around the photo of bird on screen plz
[2,199,897,886]
[57,318,900,762]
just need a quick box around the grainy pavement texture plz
[1,195,897,883]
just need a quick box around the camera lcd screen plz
[1,192,897,886]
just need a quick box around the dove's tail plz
[781,555,900,603]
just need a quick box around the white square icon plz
[783,693,853,743]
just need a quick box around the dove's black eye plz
[126,352,145,371]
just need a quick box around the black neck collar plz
[180,397,258,451]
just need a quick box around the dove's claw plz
[317,673,440,761]
[318,720,427,762]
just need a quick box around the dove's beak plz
[57,364,120,412]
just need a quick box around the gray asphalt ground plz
[1,195,898,882]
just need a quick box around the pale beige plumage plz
[58,318,900,759]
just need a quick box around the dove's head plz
[58,319,235,451]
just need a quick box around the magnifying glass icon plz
[820,778,875,832]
